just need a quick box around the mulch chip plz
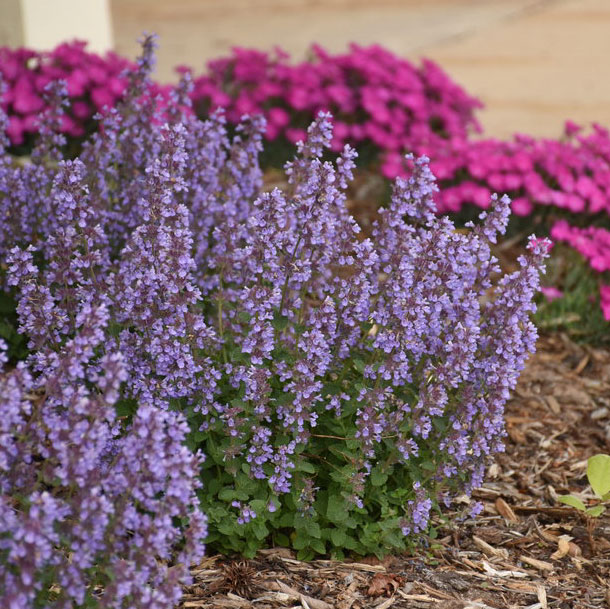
[181,333,610,608]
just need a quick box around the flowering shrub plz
[194,123,550,558]
[2,38,549,573]
[189,44,482,169]
[0,40,170,151]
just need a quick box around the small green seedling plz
[559,454,610,517]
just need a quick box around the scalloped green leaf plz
[558,494,586,511]
[587,454,610,498]
[586,505,605,518]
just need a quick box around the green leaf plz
[115,399,137,417]
[327,493,348,524]
[586,505,605,518]
[292,530,310,550]
[275,391,296,406]
[370,468,388,487]
[274,532,290,547]
[305,518,321,539]
[191,430,208,442]
[251,520,269,540]
[420,460,437,472]
[237,311,252,323]
[330,528,346,547]
[272,312,290,331]
[217,521,235,536]
[587,454,610,498]
[342,533,358,550]
[310,538,326,555]
[218,487,237,502]
[250,499,267,514]
[230,398,248,409]
[296,460,316,474]
[558,494,586,511]
[353,359,365,373]
[0,292,17,314]
[297,548,315,561]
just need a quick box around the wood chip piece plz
[473,535,509,559]
[367,573,402,597]
[520,555,554,572]
[345,562,386,572]
[481,561,529,578]
[545,395,561,414]
[550,535,572,560]
[573,354,590,375]
[375,597,396,609]
[495,497,519,523]
[536,585,548,609]
[275,580,333,609]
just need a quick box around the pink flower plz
[66,69,89,96]
[380,152,404,179]
[564,120,582,137]
[264,122,279,140]
[325,84,351,107]
[267,107,290,128]
[12,80,44,114]
[285,127,306,144]
[91,87,114,111]
[72,100,92,120]
[5,115,24,144]
[540,286,563,302]
[511,197,533,216]
[22,113,39,133]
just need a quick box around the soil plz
[180,334,610,608]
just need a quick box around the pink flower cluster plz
[551,220,610,319]
[0,41,167,146]
[189,44,482,162]
[430,123,610,217]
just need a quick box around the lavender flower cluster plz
[2,36,549,580]
[0,39,214,608]
[0,314,206,608]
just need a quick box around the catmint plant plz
[193,118,550,557]
[2,38,549,570]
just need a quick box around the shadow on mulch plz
[181,334,610,609]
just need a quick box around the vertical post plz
[0,0,113,51]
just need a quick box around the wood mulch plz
[181,333,610,609]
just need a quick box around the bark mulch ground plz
[181,333,610,609]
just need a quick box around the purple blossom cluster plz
[0,39,220,608]
[1,38,548,571]
[2,39,606,322]
[0,307,206,608]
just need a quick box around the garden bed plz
[182,334,610,609]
